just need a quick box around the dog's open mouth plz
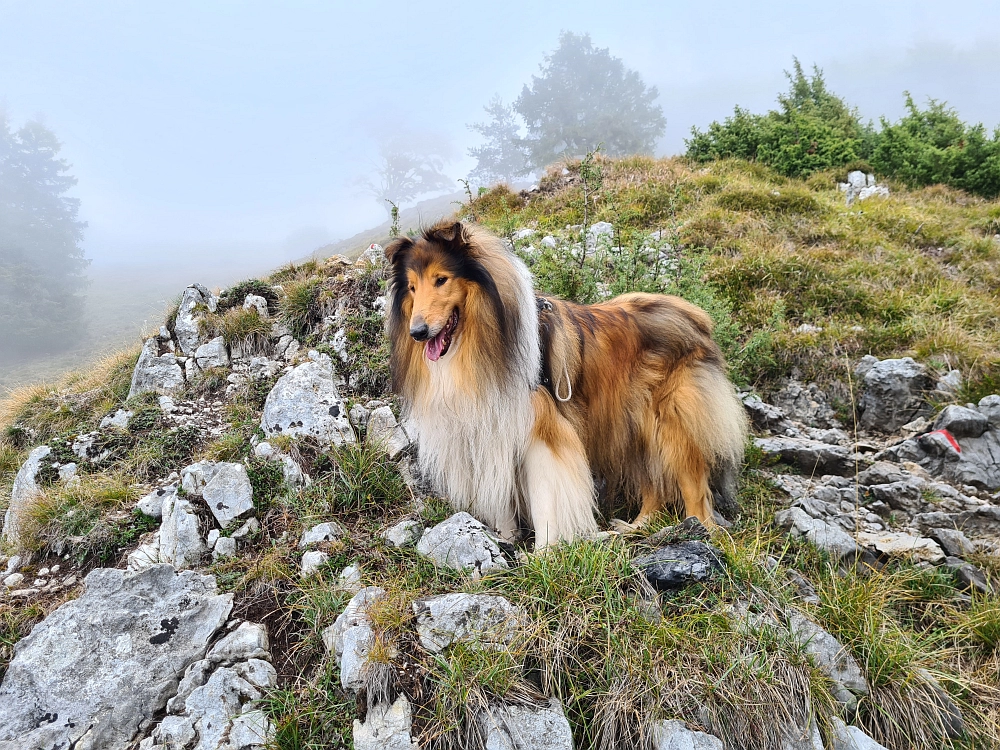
[425,309,459,362]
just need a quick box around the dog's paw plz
[609,518,638,533]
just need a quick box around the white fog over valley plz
[2,0,1000,387]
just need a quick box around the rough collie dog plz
[385,220,747,547]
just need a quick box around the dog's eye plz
[408,285,415,293]
[434,277,448,287]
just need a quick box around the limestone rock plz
[754,436,861,477]
[741,393,790,431]
[260,356,355,447]
[160,494,207,569]
[382,519,424,548]
[633,542,724,590]
[299,520,346,548]
[201,463,255,529]
[416,512,509,575]
[100,408,134,429]
[0,565,232,750]
[366,405,411,459]
[788,612,868,708]
[773,381,839,428]
[213,537,238,561]
[478,698,575,750]
[353,696,419,750]
[2,445,51,549]
[775,507,859,560]
[855,531,945,563]
[651,720,723,750]
[137,484,177,519]
[208,622,270,664]
[323,587,386,691]
[829,717,888,750]
[857,357,934,433]
[174,284,218,355]
[934,405,988,438]
[930,527,975,558]
[301,550,330,577]
[194,336,231,370]
[129,337,186,399]
[413,593,523,653]
[242,294,269,317]
[253,441,307,486]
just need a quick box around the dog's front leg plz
[522,389,597,549]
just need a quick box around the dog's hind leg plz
[522,388,597,549]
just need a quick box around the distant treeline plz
[686,60,1000,198]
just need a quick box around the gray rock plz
[160,494,207,569]
[416,512,509,575]
[772,381,839,428]
[208,622,270,664]
[0,565,232,750]
[857,461,910,487]
[741,393,790,431]
[941,556,992,594]
[174,283,218,355]
[930,527,975,558]
[382,519,424,548]
[754,436,861,477]
[323,587,386,691]
[788,612,868,708]
[260,356,355,447]
[129,337,186,399]
[478,698,574,750]
[651,719,723,750]
[633,542,723,590]
[540,235,557,249]
[353,696,419,750]
[942,428,1000,491]
[3,573,24,589]
[137,484,176,519]
[242,294,269,318]
[915,668,965,738]
[366,405,411,459]
[301,550,330,577]
[412,593,523,653]
[934,405,988,438]
[774,507,859,560]
[857,357,934,432]
[100,408,134,429]
[349,403,371,430]
[252,441,307,487]
[865,480,923,513]
[212,537,237,561]
[782,717,824,750]
[978,395,1000,429]
[829,717,888,750]
[936,369,962,397]
[195,336,231,370]
[299,521,346,548]
[231,517,260,540]
[127,532,162,572]
[174,666,263,750]
[855,531,945,563]
[3,445,51,549]
[201,462,255,529]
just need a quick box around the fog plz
[2,0,999,385]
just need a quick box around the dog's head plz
[385,221,503,362]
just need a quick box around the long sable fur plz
[385,220,748,544]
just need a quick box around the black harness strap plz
[536,296,556,397]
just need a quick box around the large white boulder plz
[260,355,355,447]
[0,565,232,750]
[477,699,575,750]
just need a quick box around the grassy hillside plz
[1,156,999,750]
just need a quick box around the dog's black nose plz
[410,323,430,341]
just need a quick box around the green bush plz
[687,61,868,178]
[870,95,1000,198]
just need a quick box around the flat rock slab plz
[478,698,574,750]
[260,356,355,447]
[416,512,509,575]
[754,436,863,477]
[413,593,523,653]
[632,541,723,590]
[0,564,232,750]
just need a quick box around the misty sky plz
[2,0,999,272]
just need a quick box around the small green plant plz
[578,145,604,267]
[387,200,400,238]
[217,279,279,314]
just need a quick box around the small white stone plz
[3,573,24,588]
[301,550,330,577]
[212,536,237,560]
[339,564,362,593]
[299,521,347,548]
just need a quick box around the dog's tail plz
[693,363,748,520]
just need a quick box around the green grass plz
[280,278,322,339]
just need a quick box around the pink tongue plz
[426,332,445,361]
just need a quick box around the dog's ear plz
[425,221,468,254]
[384,236,414,265]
